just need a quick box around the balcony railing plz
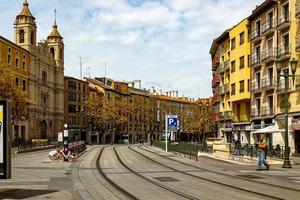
[224,83,230,93]
[250,28,261,41]
[223,60,230,71]
[212,54,220,69]
[277,78,292,94]
[219,111,233,120]
[296,36,300,52]
[296,75,300,90]
[296,3,300,19]
[211,94,221,105]
[261,76,275,90]
[251,81,261,93]
[251,108,260,118]
[261,19,276,35]
[261,48,275,62]
[278,12,291,30]
[212,75,220,87]
[278,43,291,60]
[261,106,274,117]
[251,54,262,67]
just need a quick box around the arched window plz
[30,31,34,45]
[50,47,55,58]
[60,48,63,60]
[19,29,24,43]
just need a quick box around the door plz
[268,67,273,86]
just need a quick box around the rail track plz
[113,146,199,200]
[129,146,300,200]
[96,146,141,200]
[137,146,300,193]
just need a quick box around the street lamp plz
[276,57,297,168]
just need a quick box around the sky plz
[0,0,264,98]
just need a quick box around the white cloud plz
[0,0,264,98]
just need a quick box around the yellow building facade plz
[229,19,251,144]
[248,0,300,154]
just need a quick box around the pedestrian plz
[141,139,144,145]
[257,138,270,171]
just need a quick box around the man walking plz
[257,138,270,171]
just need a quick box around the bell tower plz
[14,0,37,49]
[47,9,64,69]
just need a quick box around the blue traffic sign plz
[168,115,178,128]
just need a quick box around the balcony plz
[277,12,291,31]
[250,29,262,43]
[212,54,220,70]
[296,75,300,90]
[251,80,261,94]
[261,76,275,91]
[261,106,274,117]
[277,78,292,94]
[219,111,233,120]
[296,36,300,52]
[261,48,275,63]
[296,3,300,19]
[251,54,262,68]
[211,94,221,105]
[223,60,230,71]
[251,108,260,118]
[212,75,220,88]
[220,83,230,94]
[261,19,276,36]
[278,43,291,61]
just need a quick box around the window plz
[22,79,26,91]
[60,48,63,60]
[19,29,24,43]
[22,62,26,71]
[239,56,245,69]
[231,38,236,50]
[231,83,236,95]
[31,31,34,44]
[68,81,77,90]
[50,48,55,58]
[42,71,47,85]
[68,116,77,125]
[15,58,19,68]
[231,61,236,73]
[78,83,81,91]
[240,80,245,93]
[7,54,11,64]
[68,105,77,113]
[107,93,111,100]
[240,32,245,45]
[68,93,77,102]
[16,77,19,86]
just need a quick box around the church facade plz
[13,0,64,140]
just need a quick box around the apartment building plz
[64,76,89,143]
[229,19,251,145]
[248,0,300,154]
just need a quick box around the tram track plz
[138,146,300,193]
[96,146,141,200]
[113,146,200,200]
[129,146,297,200]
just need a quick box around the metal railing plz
[153,142,213,161]
[13,139,58,151]
[230,144,285,159]
[261,76,275,89]
[261,19,276,34]
[261,106,274,117]
[261,48,275,61]
[251,80,261,92]
[296,3,300,19]
[278,43,291,57]
[278,12,291,27]
[251,54,261,66]
[277,78,292,93]
[251,108,260,118]
[250,28,261,41]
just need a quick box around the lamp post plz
[276,57,297,168]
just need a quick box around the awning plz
[251,125,284,134]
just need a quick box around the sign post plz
[0,100,11,179]
[165,115,178,152]
[63,124,69,162]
